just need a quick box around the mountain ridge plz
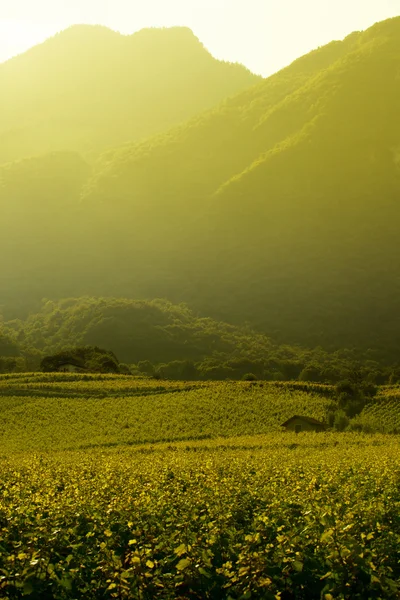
[78,17,400,355]
[0,25,260,164]
[2,17,400,358]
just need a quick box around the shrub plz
[333,410,350,431]
[242,373,257,381]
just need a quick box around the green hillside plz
[78,17,400,357]
[2,18,400,360]
[3,296,391,382]
[0,25,260,163]
[0,371,397,449]
[2,25,356,317]
[353,386,400,433]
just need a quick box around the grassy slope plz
[208,18,400,347]
[0,25,260,163]
[0,26,259,314]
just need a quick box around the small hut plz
[281,415,326,433]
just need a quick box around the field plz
[0,374,400,598]
[0,374,334,451]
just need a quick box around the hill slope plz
[2,19,400,359]
[3,297,368,382]
[0,372,398,451]
[0,375,332,451]
[79,17,400,357]
[0,25,260,163]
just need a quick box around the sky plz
[0,0,399,76]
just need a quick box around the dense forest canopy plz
[1,297,398,383]
[1,17,400,364]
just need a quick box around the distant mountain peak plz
[130,25,197,38]
[43,24,124,47]
[46,24,204,53]
[0,22,260,164]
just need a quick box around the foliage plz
[242,373,257,381]
[0,375,398,596]
[0,330,21,357]
[350,387,400,433]
[0,436,400,598]
[40,346,120,374]
[0,375,332,451]
[4,297,396,383]
[336,377,378,418]
[333,409,350,432]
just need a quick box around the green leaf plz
[174,543,187,557]
[293,560,303,572]
[23,581,34,595]
[60,576,73,590]
[176,558,191,571]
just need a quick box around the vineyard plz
[0,376,333,452]
[0,373,335,397]
[350,386,400,434]
[1,436,400,599]
[0,375,400,598]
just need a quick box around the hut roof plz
[281,415,326,427]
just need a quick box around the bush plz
[242,373,257,381]
[41,346,120,374]
[327,411,336,428]
[333,410,350,431]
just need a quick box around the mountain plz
[76,17,400,358]
[0,25,260,163]
[2,18,400,360]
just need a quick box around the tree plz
[41,346,120,373]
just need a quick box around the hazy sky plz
[0,0,399,75]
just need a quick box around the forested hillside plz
[2,18,400,361]
[0,25,260,163]
[80,17,400,357]
[2,297,397,382]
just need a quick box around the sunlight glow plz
[0,0,399,75]
[0,19,61,62]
